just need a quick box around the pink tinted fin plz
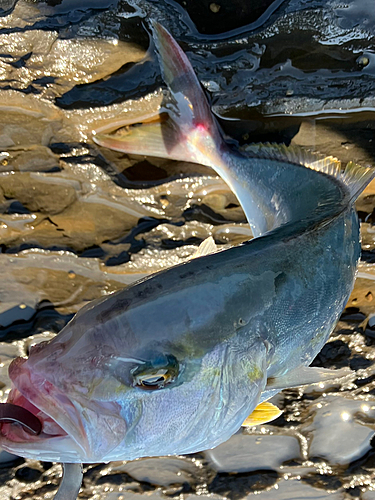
[150,20,221,142]
[93,113,193,162]
[93,111,160,135]
[93,22,227,170]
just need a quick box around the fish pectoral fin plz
[266,366,352,391]
[242,402,282,427]
[190,236,218,259]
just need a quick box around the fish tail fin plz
[93,21,227,171]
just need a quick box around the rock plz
[205,432,301,472]
[0,146,60,173]
[302,395,375,465]
[15,466,42,483]
[0,173,77,214]
[0,0,18,16]
[0,30,145,99]
[111,457,214,488]
[246,478,345,500]
[0,450,20,466]
[209,469,279,499]
[0,2,375,500]
[311,340,351,369]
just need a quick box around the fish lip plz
[0,357,89,461]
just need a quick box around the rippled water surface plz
[1,0,375,498]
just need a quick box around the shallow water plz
[0,0,375,498]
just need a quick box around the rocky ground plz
[1,0,375,499]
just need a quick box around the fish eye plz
[131,354,179,391]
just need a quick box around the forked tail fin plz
[93,23,375,238]
[93,21,227,171]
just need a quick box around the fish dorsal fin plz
[243,143,375,205]
[242,402,282,427]
[190,236,218,259]
[341,161,375,204]
[243,143,342,177]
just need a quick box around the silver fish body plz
[0,197,360,462]
[0,22,373,465]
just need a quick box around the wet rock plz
[303,395,375,465]
[0,198,140,252]
[0,30,145,99]
[0,250,128,316]
[249,478,345,499]
[205,432,301,472]
[103,492,168,500]
[362,491,375,500]
[311,340,351,369]
[209,469,279,499]
[291,120,375,170]
[0,0,18,16]
[56,56,158,109]
[347,268,375,317]
[112,456,214,489]
[0,463,14,487]
[0,2,375,500]
[302,474,343,492]
[0,302,35,328]
[173,0,278,34]
[0,146,60,173]
[349,354,373,370]
[0,173,77,214]
[15,466,42,483]
[0,451,21,466]
[0,92,73,148]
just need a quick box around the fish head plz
[0,327,127,463]
[0,292,268,462]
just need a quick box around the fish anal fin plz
[242,402,282,427]
[266,366,352,391]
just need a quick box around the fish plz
[0,20,374,478]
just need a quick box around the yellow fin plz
[242,402,282,427]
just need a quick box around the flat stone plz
[112,457,200,487]
[0,30,145,98]
[246,479,344,500]
[205,432,301,472]
[0,173,77,214]
[303,395,375,465]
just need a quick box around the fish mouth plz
[0,357,88,462]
